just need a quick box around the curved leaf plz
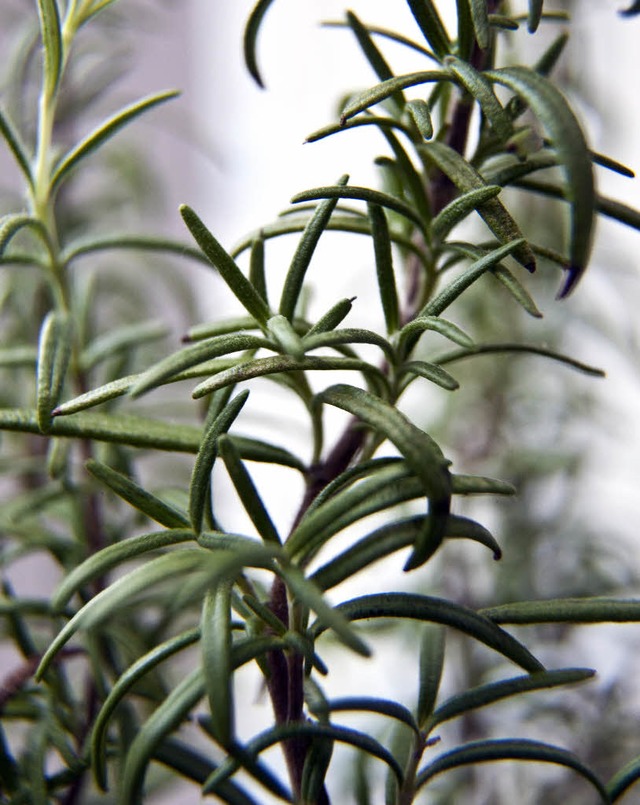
[607,754,640,801]
[318,384,451,570]
[0,214,51,258]
[485,66,595,296]
[0,107,33,186]
[415,738,609,801]
[190,390,249,534]
[339,71,448,123]
[51,91,179,191]
[401,360,459,391]
[311,515,501,592]
[312,593,544,673]
[279,176,347,320]
[431,185,503,240]
[243,0,277,87]
[445,57,511,139]
[91,628,200,790]
[430,668,595,730]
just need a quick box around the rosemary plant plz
[2,1,640,803]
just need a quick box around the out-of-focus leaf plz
[0,408,204,453]
[620,0,640,14]
[313,593,544,673]
[528,0,544,31]
[36,0,62,96]
[79,320,167,372]
[436,341,605,377]
[0,214,51,258]
[319,384,450,570]
[51,92,179,191]
[482,597,640,624]
[418,624,446,728]
[415,738,608,800]
[36,312,73,433]
[0,107,33,186]
[61,234,211,267]
[86,460,190,529]
[92,628,200,790]
[485,66,595,296]
[202,583,234,746]
[244,0,277,87]
[607,754,640,802]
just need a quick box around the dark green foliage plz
[1,1,640,803]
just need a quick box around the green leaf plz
[279,176,347,319]
[36,312,73,433]
[368,203,399,334]
[0,107,33,186]
[38,549,215,678]
[340,71,448,123]
[436,341,605,377]
[401,360,459,391]
[266,315,304,361]
[51,91,179,191]
[278,563,370,657]
[86,459,190,529]
[482,597,640,624]
[491,263,543,318]
[607,754,640,802]
[444,57,511,139]
[431,185,503,240]
[415,739,609,801]
[36,0,63,96]
[202,582,234,746]
[218,435,281,544]
[313,593,544,673]
[292,183,427,235]
[91,628,200,790]
[191,355,390,401]
[468,0,491,49]
[417,624,446,728]
[528,0,544,32]
[60,234,211,267]
[205,722,403,794]
[306,297,355,337]
[181,205,271,326]
[319,384,451,570]
[311,515,501,592]
[243,0,277,87]
[405,0,451,58]
[53,375,135,415]
[485,66,595,296]
[301,735,334,804]
[421,140,536,271]
[422,239,528,317]
[0,214,51,258]
[406,99,434,139]
[0,408,204,453]
[302,328,394,362]
[430,668,595,730]
[398,316,474,350]
[120,668,206,804]
[346,11,405,114]
[249,234,268,304]
[327,697,419,733]
[130,333,270,398]
[190,390,249,534]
